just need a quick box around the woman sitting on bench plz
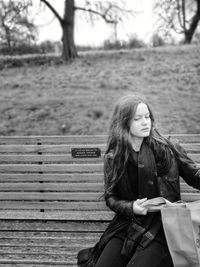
[77,94,200,267]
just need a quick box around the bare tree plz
[0,0,37,53]
[154,0,200,44]
[40,0,131,61]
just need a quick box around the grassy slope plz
[0,45,199,136]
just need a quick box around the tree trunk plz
[61,0,77,60]
[184,0,200,44]
[5,28,12,53]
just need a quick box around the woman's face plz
[129,103,151,138]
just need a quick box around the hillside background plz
[0,45,200,136]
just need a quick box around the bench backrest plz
[0,134,199,221]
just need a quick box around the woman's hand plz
[133,198,148,215]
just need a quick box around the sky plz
[32,0,155,46]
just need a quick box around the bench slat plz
[0,230,101,239]
[0,246,93,255]
[0,264,70,267]
[0,192,102,201]
[0,143,199,154]
[0,220,108,232]
[0,182,104,192]
[0,134,199,144]
[1,164,199,173]
[0,144,106,154]
[0,152,199,163]
[0,135,108,144]
[0,182,198,193]
[0,259,75,266]
[0,201,107,210]
[0,154,103,163]
[0,164,103,173]
[0,193,197,203]
[0,210,114,220]
[0,238,97,248]
[0,174,197,183]
[0,173,104,182]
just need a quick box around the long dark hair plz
[105,94,183,193]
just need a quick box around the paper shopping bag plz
[161,201,200,267]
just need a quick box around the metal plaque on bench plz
[71,147,101,158]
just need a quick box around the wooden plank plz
[0,259,75,266]
[0,249,83,257]
[0,173,104,182]
[0,263,71,267]
[1,163,199,173]
[181,192,200,202]
[0,154,104,163]
[0,264,71,267]
[0,231,100,239]
[0,220,108,232]
[168,134,200,143]
[0,143,199,155]
[0,192,103,201]
[0,134,199,144]
[183,144,200,153]
[0,174,197,184]
[0,201,107,211]
[0,249,86,260]
[0,239,98,248]
[0,164,104,173]
[0,264,72,267]
[190,153,200,162]
[0,262,72,266]
[0,144,106,154]
[0,247,80,255]
[0,182,104,192]
[0,210,114,220]
[0,261,76,266]
[0,152,199,163]
[0,182,197,193]
[0,248,92,259]
[180,183,200,193]
[0,135,108,145]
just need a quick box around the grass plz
[0,45,200,136]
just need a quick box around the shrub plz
[103,39,123,50]
[151,33,166,47]
[192,32,200,44]
[0,54,63,70]
[0,43,41,55]
[127,36,146,49]
[0,41,62,55]
[39,41,62,54]
[103,37,146,50]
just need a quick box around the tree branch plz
[40,0,63,24]
[176,0,185,30]
[75,5,116,24]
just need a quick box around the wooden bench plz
[0,134,199,266]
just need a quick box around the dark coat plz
[77,140,200,267]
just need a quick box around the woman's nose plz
[142,117,148,124]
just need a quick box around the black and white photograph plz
[0,0,200,266]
